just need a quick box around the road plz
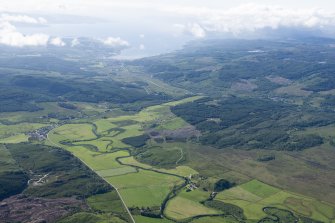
[47,133,136,223]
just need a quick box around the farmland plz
[46,95,335,223]
[46,97,202,222]
[1,38,335,223]
[215,180,335,222]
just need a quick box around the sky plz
[1,0,335,57]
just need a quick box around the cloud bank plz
[49,37,66,46]
[0,15,49,47]
[174,23,206,38]
[168,4,335,37]
[0,13,64,47]
[102,37,130,49]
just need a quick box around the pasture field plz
[72,138,112,152]
[96,166,137,177]
[164,188,219,220]
[50,123,97,141]
[119,152,198,177]
[157,116,188,130]
[94,119,117,134]
[191,216,239,223]
[0,133,28,143]
[119,156,153,169]
[0,123,47,138]
[67,147,129,171]
[45,97,201,221]
[47,96,335,223]
[73,102,109,114]
[240,179,280,198]
[215,180,335,222]
[106,169,183,207]
[161,166,198,177]
[134,216,174,223]
[186,143,335,204]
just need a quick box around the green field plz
[0,123,46,138]
[46,97,200,220]
[107,169,182,207]
[165,188,219,220]
[134,216,174,223]
[0,133,28,143]
[51,123,97,142]
[96,166,137,177]
[119,156,198,177]
[215,180,335,222]
[45,96,335,223]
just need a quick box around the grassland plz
[46,95,335,223]
[165,188,219,220]
[215,180,335,222]
[107,169,182,207]
[190,216,240,223]
[51,123,97,141]
[0,133,28,143]
[119,156,198,177]
[0,102,95,124]
[0,123,46,139]
[46,97,201,222]
[134,216,174,223]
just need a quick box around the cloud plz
[49,37,65,46]
[166,4,335,35]
[71,38,80,47]
[188,23,206,38]
[173,23,206,38]
[0,13,66,47]
[102,37,130,48]
[0,21,49,47]
[0,13,50,47]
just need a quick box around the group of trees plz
[172,97,328,151]
[0,72,171,112]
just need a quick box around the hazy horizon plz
[2,0,335,58]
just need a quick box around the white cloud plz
[166,4,335,35]
[49,37,66,46]
[102,37,129,48]
[0,13,50,47]
[71,38,80,47]
[0,20,49,47]
[173,23,206,38]
[188,23,206,38]
[139,34,145,38]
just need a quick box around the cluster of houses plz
[186,174,198,191]
[27,125,57,141]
